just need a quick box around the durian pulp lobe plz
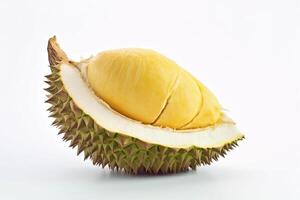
[87,48,221,130]
[60,63,243,148]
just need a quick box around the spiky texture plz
[45,64,244,174]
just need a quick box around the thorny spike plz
[47,36,69,66]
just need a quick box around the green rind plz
[45,65,244,175]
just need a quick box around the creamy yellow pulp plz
[87,48,221,130]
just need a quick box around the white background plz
[0,0,300,199]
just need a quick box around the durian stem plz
[47,36,69,66]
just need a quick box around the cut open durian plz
[45,36,244,174]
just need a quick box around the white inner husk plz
[60,63,243,148]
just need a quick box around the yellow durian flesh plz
[181,79,222,129]
[153,70,202,128]
[87,49,179,124]
[87,48,221,130]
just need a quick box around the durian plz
[45,36,244,174]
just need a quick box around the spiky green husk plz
[45,64,244,175]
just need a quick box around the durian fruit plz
[45,36,244,175]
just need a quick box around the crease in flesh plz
[150,71,181,125]
[178,77,204,129]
